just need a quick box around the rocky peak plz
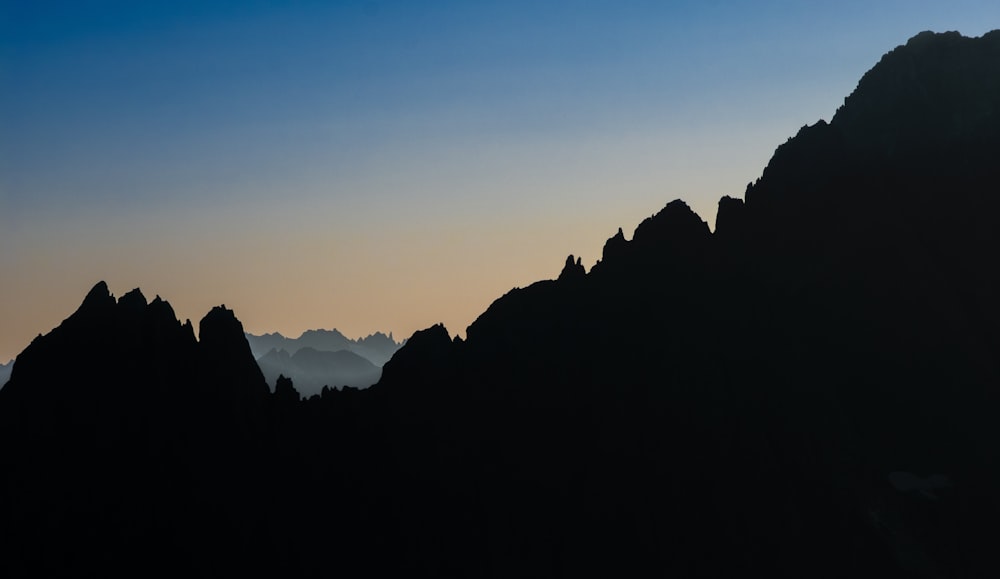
[630,200,711,254]
[73,280,116,320]
[378,324,454,388]
[558,254,586,281]
[198,305,270,403]
[831,30,1000,157]
[117,288,148,312]
[598,227,629,267]
[199,306,245,350]
[714,195,747,241]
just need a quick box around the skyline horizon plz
[4,1,1000,362]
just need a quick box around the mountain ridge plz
[1,30,998,578]
[246,328,403,366]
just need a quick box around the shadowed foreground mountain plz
[2,31,1000,577]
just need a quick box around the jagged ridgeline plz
[2,31,999,578]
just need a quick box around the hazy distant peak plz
[0,359,12,388]
[261,347,292,359]
[298,328,349,340]
[246,327,404,366]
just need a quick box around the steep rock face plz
[739,31,1000,245]
[199,305,270,409]
[378,323,456,390]
[833,30,1000,157]
[732,31,1000,391]
[598,227,627,265]
[714,195,747,242]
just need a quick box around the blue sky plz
[2,1,999,360]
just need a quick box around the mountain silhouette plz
[2,30,1000,578]
[370,30,1000,576]
[0,284,276,575]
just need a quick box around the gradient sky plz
[2,1,999,362]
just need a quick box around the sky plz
[2,1,999,362]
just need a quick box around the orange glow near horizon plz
[2,125,785,362]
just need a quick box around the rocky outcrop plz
[273,374,301,404]
[198,305,270,407]
[713,195,747,241]
[378,323,456,390]
[557,254,586,281]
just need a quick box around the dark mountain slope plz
[372,30,1000,577]
[0,285,275,576]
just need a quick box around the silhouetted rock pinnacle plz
[273,374,301,404]
[199,305,270,409]
[714,195,747,242]
[80,279,115,310]
[599,227,628,265]
[558,254,586,281]
[379,323,455,390]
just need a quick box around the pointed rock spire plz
[558,254,586,281]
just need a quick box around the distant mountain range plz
[256,347,381,395]
[246,329,403,395]
[246,328,402,365]
[0,360,11,388]
[2,30,999,577]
